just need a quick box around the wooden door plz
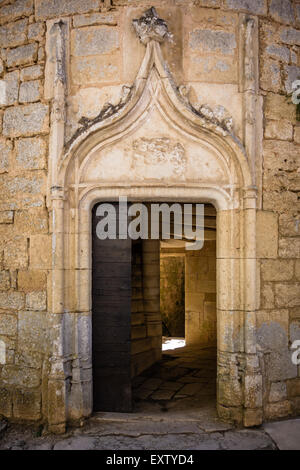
[92,202,132,412]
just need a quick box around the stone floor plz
[132,344,217,417]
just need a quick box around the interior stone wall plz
[160,254,185,338]
[0,0,299,429]
[185,240,217,347]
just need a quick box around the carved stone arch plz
[47,8,262,433]
[59,40,252,196]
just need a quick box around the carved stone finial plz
[132,7,170,45]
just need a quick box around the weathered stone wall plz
[0,0,299,427]
[185,240,217,347]
[160,255,185,338]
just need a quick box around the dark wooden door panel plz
[92,203,132,412]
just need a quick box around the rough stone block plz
[265,94,296,123]
[218,377,243,407]
[0,388,12,418]
[295,128,300,145]
[0,174,46,200]
[20,65,43,82]
[73,12,118,28]
[260,60,281,93]
[18,311,48,353]
[281,27,300,45]
[266,349,297,381]
[0,314,17,336]
[18,270,47,292]
[189,29,236,55]
[265,45,290,63]
[261,284,275,308]
[15,349,43,369]
[224,0,266,15]
[290,321,300,344]
[3,236,28,270]
[0,19,27,48]
[71,55,120,85]
[279,238,300,258]
[0,292,24,310]
[244,374,263,408]
[187,55,237,83]
[71,26,119,57]
[287,378,300,397]
[19,80,41,103]
[26,291,46,311]
[6,43,38,68]
[256,211,278,258]
[13,389,41,421]
[1,365,40,388]
[257,310,289,351]
[0,71,19,106]
[14,207,48,234]
[261,259,294,281]
[263,191,297,213]
[243,408,263,427]
[15,137,46,170]
[0,0,33,25]
[36,0,101,19]
[0,138,12,173]
[3,103,49,137]
[28,22,45,41]
[275,283,300,307]
[269,0,295,25]
[265,400,292,420]
[265,120,293,141]
[295,260,300,281]
[0,211,14,224]
[30,235,51,269]
[269,382,287,403]
[284,65,300,94]
[0,270,10,290]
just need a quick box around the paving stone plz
[139,378,163,391]
[150,389,176,400]
[134,388,153,400]
[221,430,276,450]
[159,381,183,391]
[264,419,300,450]
[53,436,97,450]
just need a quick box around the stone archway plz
[46,9,262,432]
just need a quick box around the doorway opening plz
[92,201,217,417]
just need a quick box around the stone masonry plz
[0,0,299,433]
